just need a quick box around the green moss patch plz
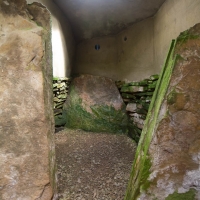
[165,189,196,200]
[167,89,177,105]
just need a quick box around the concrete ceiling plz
[54,0,166,41]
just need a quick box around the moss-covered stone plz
[63,74,128,134]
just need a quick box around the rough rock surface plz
[125,24,200,199]
[55,129,137,200]
[63,74,128,133]
[0,1,56,199]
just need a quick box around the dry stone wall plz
[53,77,71,116]
[116,75,159,142]
[0,1,56,199]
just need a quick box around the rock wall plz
[116,75,159,142]
[53,77,71,127]
[53,77,71,115]
[0,1,56,199]
[125,24,200,200]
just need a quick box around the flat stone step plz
[55,129,136,200]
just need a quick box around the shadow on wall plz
[27,0,75,77]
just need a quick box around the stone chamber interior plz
[1,0,200,199]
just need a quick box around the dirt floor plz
[55,128,137,200]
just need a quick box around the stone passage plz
[116,75,159,142]
[55,129,136,200]
[62,74,128,134]
[0,1,56,199]
[125,23,200,199]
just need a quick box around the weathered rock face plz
[63,74,128,133]
[0,1,56,199]
[125,24,200,199]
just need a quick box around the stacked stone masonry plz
[53,77,71,117]
[116,74,159,142]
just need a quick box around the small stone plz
[57,83,66,88]
[57,94,67,99]
[121,86,145,93]
[54,97,59,102]
[126,103,137,112]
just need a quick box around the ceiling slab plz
[54,0,166,41]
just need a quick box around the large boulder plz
[125,24,200,199]
[63,74,128,133]
[0,1,56,199]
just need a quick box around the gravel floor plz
[55,129,137,200]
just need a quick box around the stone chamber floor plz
[55,128,137,200]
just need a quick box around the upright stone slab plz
[125,24,200,200]
[63,74,128,133]
[0,1,56,199]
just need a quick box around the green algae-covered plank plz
[125,39,177,200]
